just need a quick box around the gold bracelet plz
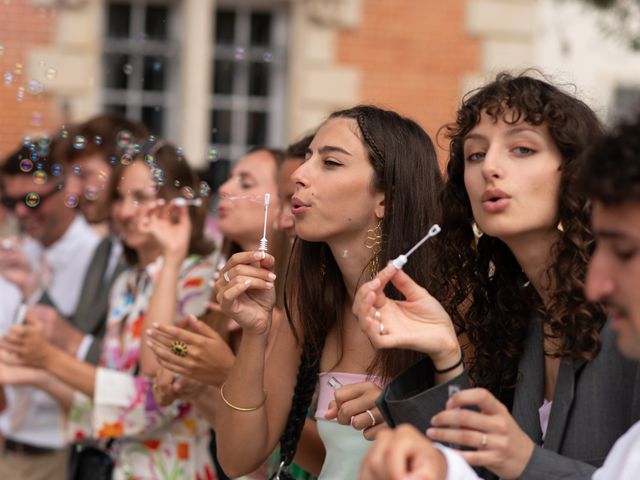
[219,382,266,412]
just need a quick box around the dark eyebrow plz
[307,145,353,156]
[463,126,543,145]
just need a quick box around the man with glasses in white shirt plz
[0,137,99,480]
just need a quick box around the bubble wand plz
[259,193,271,257]
[391,224,441,269]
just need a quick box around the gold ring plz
[223,271,231,284]
[170,340,188,357]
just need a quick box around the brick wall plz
[336,0,480,163]
[0,0,58,159]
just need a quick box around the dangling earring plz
[365,219,383,279]
[472,221,483,239]
[557,221,564,233]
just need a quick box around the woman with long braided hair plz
[212,105,444,479]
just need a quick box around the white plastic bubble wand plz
[258,194,271,257]
[391,224,442,269]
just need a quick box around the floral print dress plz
[67,255,218,480]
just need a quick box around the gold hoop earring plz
[557,221,564,233]
[366,220,383,279]
[472,221,483,239]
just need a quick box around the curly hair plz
[433,72,606,398]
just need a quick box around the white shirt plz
[0,275,22,326]
[592,420,640,479]
[0,215,99,448]
[436,419,640,480]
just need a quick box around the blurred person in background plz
[1,140,219,479]
[0,137,100,480]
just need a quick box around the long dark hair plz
[275,105,444,471]
[107,140,214,265]
[434,72,606,398]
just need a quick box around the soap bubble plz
[25,192,40,208]
[208,148,218,162]
[33,170,47,184]
[94,135,102,145]
[73,135,87,150]
[123,64,133,75]
[45,67,57,80]
[72,165,81,175]
[3,72,13,85]
[117,130,133,148]
[52,164,63,176]
[120,153,133,166]
[19,159,33,172]
[263,52,273,62]
[26,79,44,95]
[64,194,79,208]
[234,47,245,60]
[199,181,211,197]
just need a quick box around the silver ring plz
[223,271,231,284]
[374,310,381,322]
[480,433,488,449]
[365,409,376,427]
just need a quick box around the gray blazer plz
[377,318,640,479]
[72,236,126,364]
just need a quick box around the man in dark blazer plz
[360,117,640,480]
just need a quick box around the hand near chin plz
[360,424,448,480]
[0,244,38,298]
[139,199,192,261]
[352,262,459,362]
[214,251,277,336]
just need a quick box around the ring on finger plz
[374,309,382,322]
[379,322,385,335]
[223,271,231,284]
[365,409,376,427]
[480,433,488,449]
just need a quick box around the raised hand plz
[214,251,277,336]
[427,388,535,479]
[147,314,234,386]
[0,240,38,298]
[352,262,460,371]
[324,381,386,441]
[360,424,448,480]
[139,199,191,261]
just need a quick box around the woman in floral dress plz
[2,141,218,480]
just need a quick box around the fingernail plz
[267,272,276,281]
[152,323,159,328]
[265,282,274,289]
[253,252,262,260]
[146,329,153,336]
[426,428,436,437]
[370,278,381,288]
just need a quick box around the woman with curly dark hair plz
[353,72,640,479]
[210,105,444,479]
